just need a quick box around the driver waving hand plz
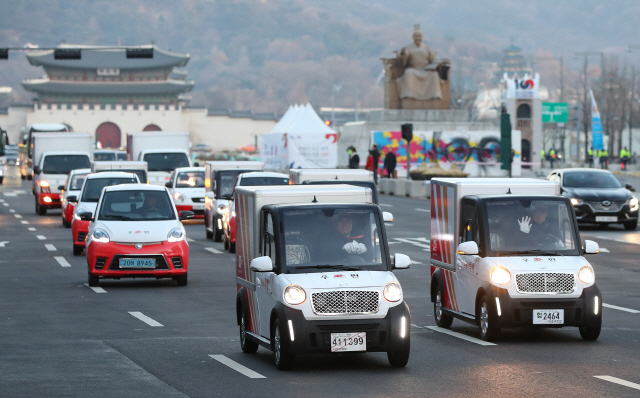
[517,205,564,248]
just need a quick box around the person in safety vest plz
[541,149,546,168]
[549,148,556,168]
[599,149,609,170]
[587,147,594,168]
[621,147,631,170]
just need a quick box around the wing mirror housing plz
[180,211,195,221]
[250,256,273,272]
[625,183,635,191]
[165,182,172,188]
[457,241,479,255]
[67,195,77,203]
[383,211,394,223]
[78,212,93,221]
[205,191,215,200]
[58,185,65,191]
[392,253,411,269]
[33,166,40,174]
[584,240,600,254]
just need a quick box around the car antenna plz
[312,195,318,203]
[335,176,339,180]
[507,188,512,194]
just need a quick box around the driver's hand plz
[343,240,367,254]
[518,216,532,233]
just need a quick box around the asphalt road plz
[1,166,639,397]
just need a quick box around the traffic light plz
[401,123,413,141]
[0,49,8,60]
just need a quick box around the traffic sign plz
[542,102,568,123]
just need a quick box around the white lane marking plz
[379,204,394,207]
[0,199,4,202]
[54,256,71,267]
[205,247,223,254]
[588,235,640,246]
[599,248,610,253]
[425,326,497,346]
[2,203,8,206]
[0,241,9,248]
[45,244,56,251]
[128,311,163,327]
[594,376,640,391]
[393,237,430,249]
[14,190,26,194]
[414,237,430,243]
[209,355,266,379]
[3,193,16,197]
[28,228,36,231]
[14,214,22,219]
[603,303,640,314]
[84,283,107,293]
[186,237,195,242]
[411,259,423,265]
[415,208,430,213]
[9,209,15,213]
[21,220,29,224]
[36,235,46,240]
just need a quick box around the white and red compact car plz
[165,167,205,219]
[71,172,139,255]
[60,168,91,228]
[83,184,193,287]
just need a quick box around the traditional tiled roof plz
[22,78,194,95]
[207,108,231,116]
[230,110,253,118]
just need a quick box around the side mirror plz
[33,166,40,174]
[58,185,65,191]
[193,161,200,167]
[67,195,77,203]
[392,253,411,269]
[457,241,479,255]
[584,240,600,254]
[625,183,635,191]
[205,192,215,200]
[78,212,93,221]
[250,256,273,272]
[165,182,172,188]
[383,211,394,223]
[180,211,195,220]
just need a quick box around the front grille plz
[114,241,162,246]
[95,257,107,270]
[515,272,575,294]
[171,257,182,268]
[316,323,379,331]
[108,255,169,271]
[77,232,87,242]
[520,301,576,308]
[587,201,624,211]
[311,290,379,315]
[191,197,204,203]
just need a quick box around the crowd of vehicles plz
[127,131,191,185]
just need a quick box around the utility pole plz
[575,51,604,162]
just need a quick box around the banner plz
[259,133,288,171]
[590,90,605,150]
[288,133,337,168]
[503,73,540,99]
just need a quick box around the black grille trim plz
[316,323,379,331]
[77,232,87,242]
[171,257,183,268]
[95,257,107,270]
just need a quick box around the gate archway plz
[143,124,162,131]
[96,122,121,148]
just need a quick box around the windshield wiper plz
[295,264,363,271]
[504,249,564,257]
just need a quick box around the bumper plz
[72,219,90,247]
[87,240,189,279]
[37,193,61,208]
[274,302,410,355]
[229,216,236,244]
[176,204,204,219]
[574,203,638,224]
[64,202,76,223]
[488,284,601,328]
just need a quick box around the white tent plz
[260,103,338,170]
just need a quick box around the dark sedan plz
[546,168,638,230]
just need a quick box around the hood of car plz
[283,270,396,289]
[562,187,632,202]
[94,220,181,243]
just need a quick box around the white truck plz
[126,132,191,186]
[32,132,93,215]
[204,161,264,241]
[235,184,411,369]
[289,168,373,184]
[429,178,602,341]
[92,160,148,185]
[19,123,70,180]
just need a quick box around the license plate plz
[119,258,156,268]
[192,204,205,210]
[330,332,366,352]
[533,309,564,325]
[596,216,617,222]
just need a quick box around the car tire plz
[434,284,453,328]
[63,217,71,228]
[0,177,3,184]
[240,308,259,354]
[88,273,99,287]
[624,220,638,231]
[73,245,84,256]
[224,236,229,250]
[272,318,294,370]
[229,242,236,254]
[478,295,500,342]
[387,337,410,367]
[579,315,602,341]
[36,201,46,216]
[21,174,25,180]
[27,174,32,181]
[175,274,188,286]
[213,218,223,242]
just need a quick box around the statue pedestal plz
[382,57,450,110]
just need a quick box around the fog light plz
[288,319,295,341]
[495,297,502,316]
[217,218,222,229]
[400,316,406,338]
[594,296,599,315]
[43,197,52,203]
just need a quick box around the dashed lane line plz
[600,248,610,253]
[2,203,8,207]
[209,355,266,379]
[14,214,22,219]
[9,209,15,213]
[603,303,640,314]
[36,235,46,240]
[205,247,223,254]
[594,376,640,391]
[45,244,56,251]
[84,283,107,293]
[128,311,163,327]
[20,220,29,224]
[28,228,36,231]
[54,256,71,267]
[379,204,394,208]
[422,325,496,346]
[393,237,431,249]
[415,208,430,213]
[587,235,640,246]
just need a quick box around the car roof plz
[104,183,165,192]
[70,168,92,176]
[175,167,205,173]
[86,171,138,180]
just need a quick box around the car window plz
[81,177,137,203]
[143,153,190,172]
[70,174,88,191]
[98,190,176,221]
[42,155,91,174]
[176,171,205,188]
[240,177,289,186]
[94,152,116,161]
[564,172,622,188]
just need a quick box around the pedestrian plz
[599,149,609,170]
[549,148,556,169]
[365,154,374,172]
[620,146,631,170]
[587,147,594,168]
[383,151,397,178]
[369,144,380,184]
[540,149,545,168]
[347,146,360,169]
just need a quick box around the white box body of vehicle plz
[0,129,7,184]
[429,178,602,341]
[166,167,206,218]
[92,161,148,184]
[235,184,411,368]
[19,123,70,179]
[126,132,191,186]
[204,161,264,241]
[289,168,374,184]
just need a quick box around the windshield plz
[116,152,127,161]
[485,199,579,256]
[240,177,289,186]
[81,177,137,203]
[69,173,89,191]
[281,208,385,272]
[143,152,190,172]
[94,152,116,161]
[176,171,205,188]
[564,172,622,188]
[42,155,91,174]
[217,170,244,198]
[98,190,176,221]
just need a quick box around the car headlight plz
[40,180,51,193]
[91,229,110,243]
[383,282,402,302]
[629,197,639,211]
[174,192,186,203]
[490,267,511,285]
[570,198,583,206]
[578,265,595,284]
[284,285,306,305]
[167,227,185,242]
[217,204,227,213]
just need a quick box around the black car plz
[546,168,638,230]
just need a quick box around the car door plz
[257,210,277,338]
[455,199,481,315]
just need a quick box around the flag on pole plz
[590,90,605,150]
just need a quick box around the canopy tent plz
[260,103,338,170]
